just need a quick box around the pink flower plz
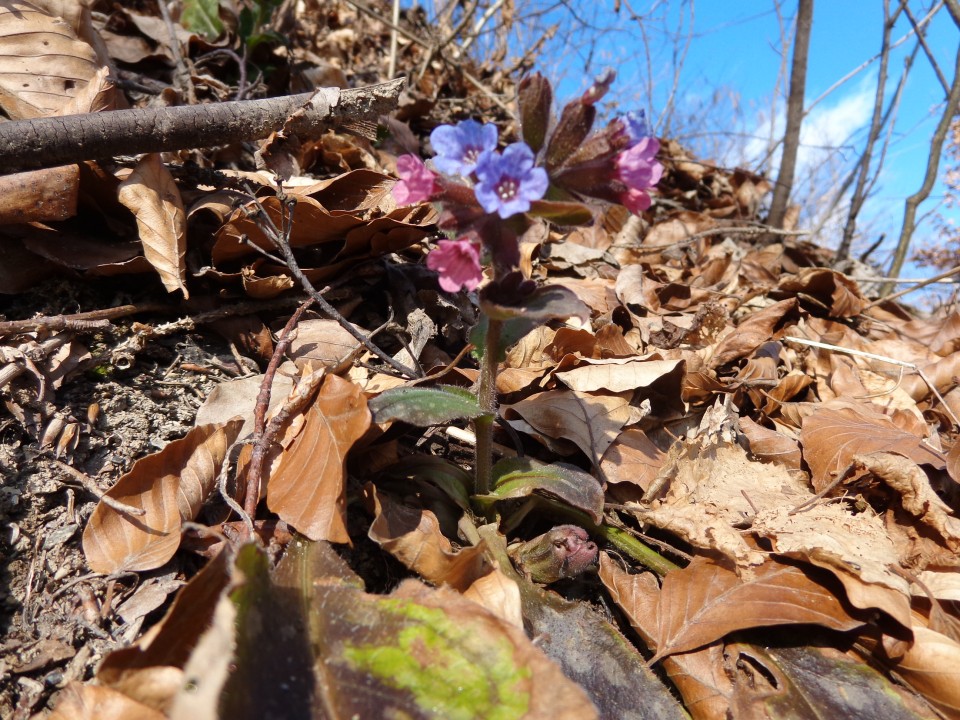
[426,238,483,292]
[615,136,663,214]
[393,154,438,205]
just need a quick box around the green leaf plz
[483,457,604,523]
[180,0,223,39]
[470,315,537,362]
[527,199,594,226]
[383,455,473,510]
[481,284,590,324]
[369,385,485,426]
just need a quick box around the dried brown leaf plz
[266,373,370,542]
[0,0,101,119]
[890,626,960,717]
[777,268,865,317]
[82,420,242,573]
[800,403,945,491]
[503,389,633,462]
[599,555,734,720]
[649,557,862,663]
[710,298,799,367]
[553,356,684,395]
[739,417,802,470]
[118,154,189,298]
[48,683,166,720]
[365,484,488,591]
[600,427,666,491]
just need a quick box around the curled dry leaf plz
[266,373,371,543]
[885,626,960,717]
[709,298,799,368]
[118,154,189,298]
[647,557,863,664]
[82,420,243,574]
[854,452,960,551]
[365,483,489,590]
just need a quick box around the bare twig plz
[250,188,417,377]
[0,79,404,175]
[863,264,960,308]
[243,297,315,519]
[51,459,146,517]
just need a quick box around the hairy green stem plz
[474,319,502,495]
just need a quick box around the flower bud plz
[509,525,598,584]
[518,72,553,154]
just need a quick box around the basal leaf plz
[484,456,604,523]
[369,385,484,426]
[181,0,224,39]
[482,284,590,324]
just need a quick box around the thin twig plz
[783,335,960,428]
[862,264,960,308]
[51,459,146,517]
[244,297,315,519]
[609,223,809,252]
[249,187,417,377]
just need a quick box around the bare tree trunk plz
[767,0,814,229]
[835,0,900,261]
[883,2,960,296]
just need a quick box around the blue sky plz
[503,2,959,278]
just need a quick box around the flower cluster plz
[391,70,663,295]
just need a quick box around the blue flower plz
[474,143,548,218]
[623,110,652,146]
[430,119,498,176]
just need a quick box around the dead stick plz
[0,79,404,175]
[243,297,315,520]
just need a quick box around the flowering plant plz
[371,70,662,579]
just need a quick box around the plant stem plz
[474,318,502,495]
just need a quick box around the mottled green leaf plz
[483,457,604,523]
[481,284,590,324]
[181,0,223,38]
[369,385,484,426]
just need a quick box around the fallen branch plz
[0,78,404,175]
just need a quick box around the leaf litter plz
[0,1,959,719]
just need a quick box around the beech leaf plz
[82,420,242,574]
[266,374,371,542]
[648,557,863,664]
[117,153,189,298]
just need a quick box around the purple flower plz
[623,110,652,147]
[393,155,438,205]
[615,136,663,214]
[426,238,483,292]
[430,120,498,176]
[474,143,548,219]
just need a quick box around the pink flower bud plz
[426,238,483,293]
[393,154,439,205]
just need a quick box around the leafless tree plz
[767,0,813,229]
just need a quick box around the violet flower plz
[474,143,548,219]
[623,110,652,147]
[393,155,438,205]
[615,136,663,214]
[426,238,483,293]
[430,120,498,177]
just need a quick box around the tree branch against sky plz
[767,0,813,230]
